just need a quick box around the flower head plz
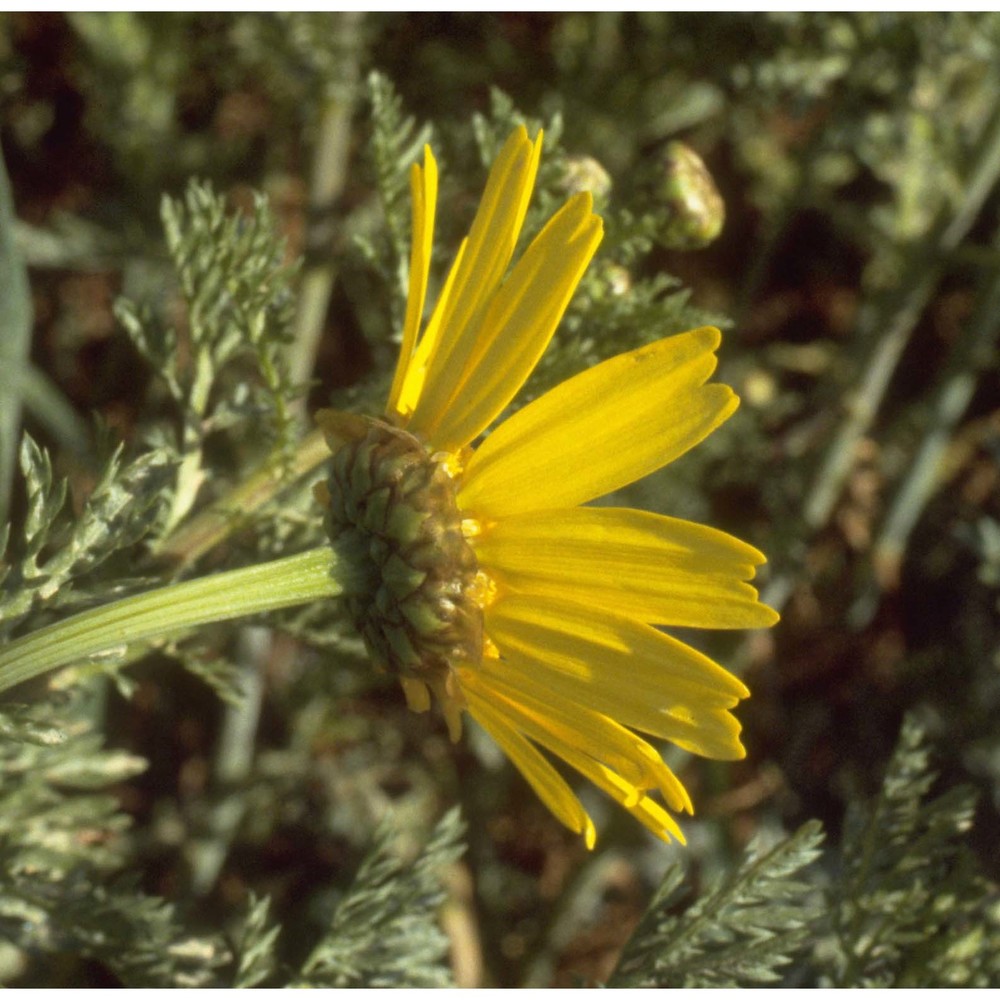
[317,126,777,847]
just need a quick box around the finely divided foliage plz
[2,697,988,986]
[0,699,463,987]
[609,821,825,987]
[821,717,1000,988]
[0,438,172,631]
[1,52,998,986]
[608,718,999,988]
[292,809,465,988]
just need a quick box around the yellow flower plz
[318,126,777,847]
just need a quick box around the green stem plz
[0,546,347,695]
[189,625,270,897]
[803,100,1000,533]
[0,141,34,527]
[157,427,332,568]
[873,243,1000,572]
[289,12,364,403]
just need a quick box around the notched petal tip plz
[475,506,779,632]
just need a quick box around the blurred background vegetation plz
[1,11,998,987]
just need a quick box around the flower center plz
[320,417,483,701]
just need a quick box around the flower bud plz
[562,155,613,201]
[316,413,481,702]
[656,141,725,250]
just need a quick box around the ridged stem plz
[156,427,332,568]
[0,546,348,695]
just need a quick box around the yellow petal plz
[408,127,543,435]
[485,592,749,705]
[464,687,596,848]
[626,789,689,844]
[394,237,468,418]
[481,645,745,760]
[551,751,688,843]
[459,328,737,518]
[416,192,603,451]
[464,666,690,842]
[459,663,690,812]
[485,595,747,760]
[474,506,778,629]
[388,147,438,416]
